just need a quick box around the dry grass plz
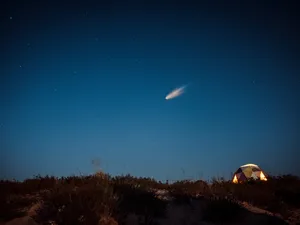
[1,173,299,225]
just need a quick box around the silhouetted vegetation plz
[1,172,299,224]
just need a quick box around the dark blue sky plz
[1,1,299,181]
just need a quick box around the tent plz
[232,163,267,183]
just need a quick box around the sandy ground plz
[3,188,299,225]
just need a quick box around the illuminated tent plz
[232,163,267,183]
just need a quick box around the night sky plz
[1,1,300,181]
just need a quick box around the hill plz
[1,173,300,225]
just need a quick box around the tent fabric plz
[232,163,267,183]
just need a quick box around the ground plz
[1,173,300,225]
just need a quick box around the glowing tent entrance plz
[232,163,267,183]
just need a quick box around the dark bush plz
[202,197,245,223]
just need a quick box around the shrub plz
[202,197,245,223]
[35,176,117,225]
